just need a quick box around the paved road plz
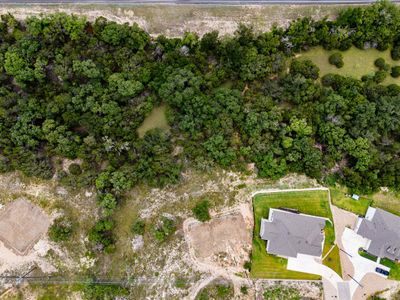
[1,0,399,4]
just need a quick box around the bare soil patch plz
[353,273,400,300]
[186,205,252,269]
[0,199,50,255]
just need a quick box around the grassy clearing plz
[330,186,371,216]
[381,258,400,280]
[371,191,400,217]
[323,245,342,276]
[137,105,170,138]
[330,185,400,217]
[298,46,400,85]
[251,190,337,279]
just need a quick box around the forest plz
[0,1,399,251]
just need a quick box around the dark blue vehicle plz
[375,267,390,276]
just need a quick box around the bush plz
[328,52,344,68]
[374,58,390,71]
[240,286,248,295]
[192,200,211,222]
[82,282,129,300]
[97,193,117,216]
[244,260,252,271]
[391,46,400,60]
[374,70,387,83]
[89,219,115,252]
[175,277,187,289]
[68,163,82,175]
[131,219,145,235]
[391,66,400,78]
[48,217,73,242]
[321,74,336,87]
[153,217,176,242]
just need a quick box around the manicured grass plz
[298,46,400,85]
[330,187,371,216]
[137,105,170,138]
[323,245,342,276]
[251,190,337,279]
[381,258,400,280]
[358,248,378,262]
[323,221,335,256]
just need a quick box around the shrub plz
[321,74,336,87]
[97,193,117,216]
[89,219,115,252]
[82,282,129,300]
[192,200,211,222]
[240,286,248,295]
[374,58,390,71]
[131,219,145,235]
[391,66,400,78]
[244,260,252,271]
[391,46,400,60]
[49,217,73,242]
[374,70,387,83]
[328,52,344,68]
[68,163,82,175]
[153,217,176,242]
[175,277,187,289]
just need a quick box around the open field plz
[298,46,400,85]
[250,190,336,279]
[0,4,349,37]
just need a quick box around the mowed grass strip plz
[251,190,332,279]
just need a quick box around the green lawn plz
[323,245,342,276]
[298,46,400,85]
[381,258,400,280]
[358,249,378,262]
[330,187,371,216]
[371,191,400,217]
[251,190,339,279]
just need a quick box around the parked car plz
[375,267,390,276]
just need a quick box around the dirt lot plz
[0,4,348,37]
[0,199,50,255]
[185,206,252,269]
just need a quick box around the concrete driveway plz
[287,254,345,297]
[341,228,390,295]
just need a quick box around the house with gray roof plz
[260,208,327,258]
[356,207,400,261]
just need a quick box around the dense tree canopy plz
[1,1,400,249]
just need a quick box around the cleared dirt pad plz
[0,199,50,255]
[186,212,251,268]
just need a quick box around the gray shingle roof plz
[260,209,326,258]
[357,208,400,260]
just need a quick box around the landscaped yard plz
[323,245,342,277]
[330,186,371,216]
[298,46,400,85]
[381,258,400,280]
[251,190,340,279]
